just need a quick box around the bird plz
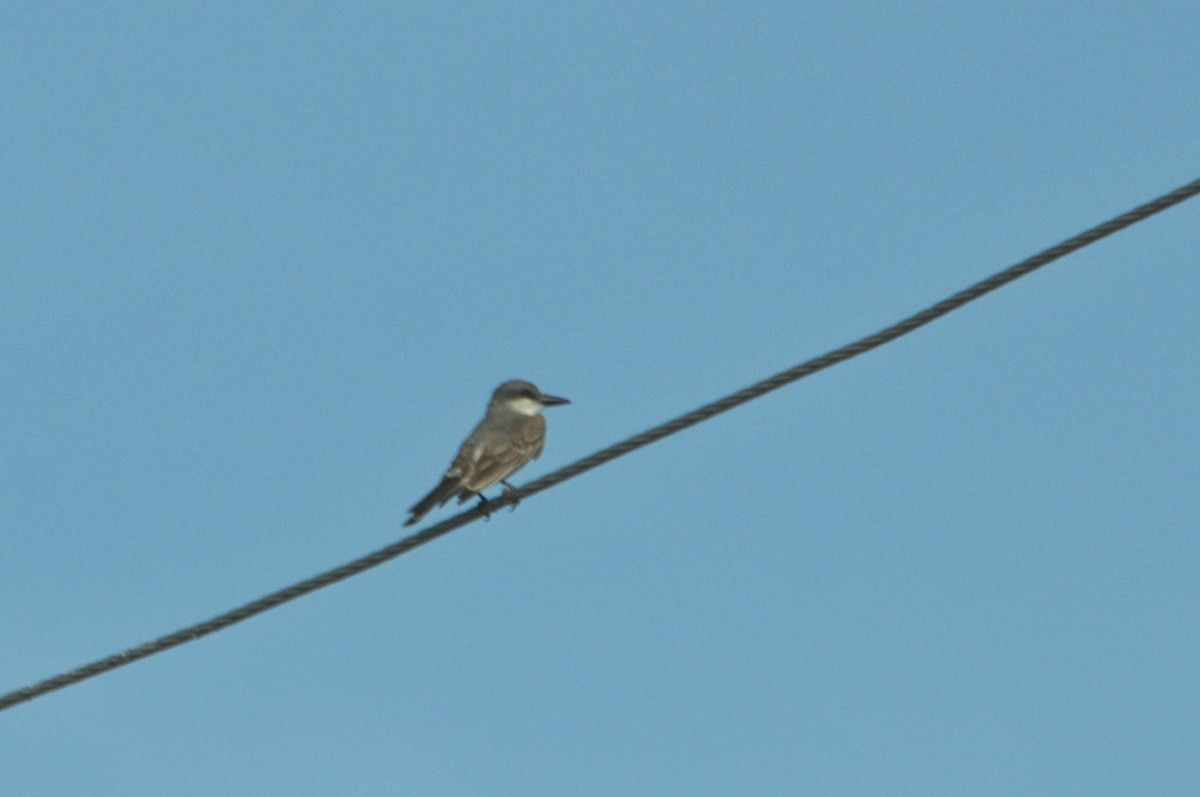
[404,380,570,526]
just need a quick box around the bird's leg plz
[474,492,494,521]
[500,480,520,513]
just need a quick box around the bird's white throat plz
[506,397,544,416]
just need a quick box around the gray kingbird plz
[405,380,570,526]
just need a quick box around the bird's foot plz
[475,493,494,521]
[501,481,521,513]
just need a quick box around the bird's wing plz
[462,442,528,494]
[459,416,545,497]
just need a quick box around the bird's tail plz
[404,476,463,526]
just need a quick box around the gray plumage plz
[405,380,570,526]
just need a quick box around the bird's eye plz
[522,389,536,398]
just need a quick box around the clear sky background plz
[2,4,1198,795]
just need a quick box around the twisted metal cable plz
[3,177,1198,713]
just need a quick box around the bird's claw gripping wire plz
[501,480,520,513]
[474,484,520,521]
[474,493,494,521]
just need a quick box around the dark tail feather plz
[405,476,462,526]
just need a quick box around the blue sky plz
[2,3,1198,795]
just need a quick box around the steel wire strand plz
[2,176,1198,713]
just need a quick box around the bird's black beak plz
[539,394,570,407]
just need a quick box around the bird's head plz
[492,380,571,416]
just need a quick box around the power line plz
[3,177,1198,714]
